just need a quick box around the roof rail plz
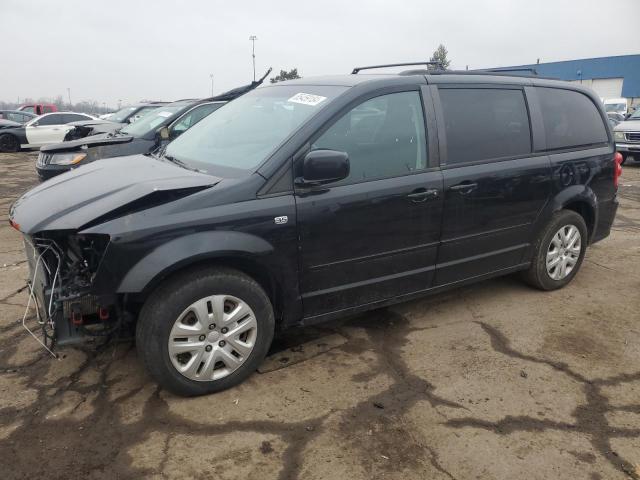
[480,67,539,75]
[352,61,444,74]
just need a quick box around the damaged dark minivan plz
[10,64,621,396]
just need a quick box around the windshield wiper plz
[163,154,200,172]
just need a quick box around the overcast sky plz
[2,0,638,107]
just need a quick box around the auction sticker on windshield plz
[157,111,173,118]
[288,93,327,106]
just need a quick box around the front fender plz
[116,231,274,293]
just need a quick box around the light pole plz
[118,99,122,109]
[67,88,72,108]
[210,74,214,96]
[249,35,257,81]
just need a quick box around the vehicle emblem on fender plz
[274,216,288,225]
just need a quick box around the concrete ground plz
[0,151,639,480]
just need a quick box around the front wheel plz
[136,267,275,396]
[521,210,588,291]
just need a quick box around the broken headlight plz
[49,152,87,165]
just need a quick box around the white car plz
[0,112,96,152]
[604,97,629,117]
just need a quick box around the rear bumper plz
[592,196,619,244]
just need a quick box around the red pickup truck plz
[18,103,58,115]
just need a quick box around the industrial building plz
[492,54,640,107]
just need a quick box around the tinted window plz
[64,114,91,123]
[312,91,427,184]
[37,114,65,125]
[439,88,531,164]
[21,106,35,114]
[537,88,608,150]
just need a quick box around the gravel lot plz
[1,152,639,480]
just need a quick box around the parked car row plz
[9,63,621,396]
[0,111,96,152]
[63,102,169,141]
[35,69,273,179]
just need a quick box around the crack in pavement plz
[445,322,640,479]
[0,306,467,480]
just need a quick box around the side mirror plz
[31,121,39,127]
[158,126,170,140]
[298,149,349,185]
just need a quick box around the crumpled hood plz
[10,154,220,234]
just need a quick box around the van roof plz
[272,72,580,90]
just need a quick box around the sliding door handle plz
[449,182,478,194]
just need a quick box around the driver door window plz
[311,91,427,185]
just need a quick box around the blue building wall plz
[493,55,640,98]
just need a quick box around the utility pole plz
[67,88,72,108]
[118,99,122,109]
[210,74,214,96]
[249,35,257,81]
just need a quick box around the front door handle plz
[449,182,478,194]
[407,188,439,203]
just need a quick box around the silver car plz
[614,108,640,164]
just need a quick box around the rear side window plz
[537,87,608,150]
[439,88,531,165]
[63,114,90,123]
[37,114,65,125]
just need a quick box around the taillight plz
[613,152,623,189]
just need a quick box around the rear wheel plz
[0,134,19,152]
[522,210,588,291]
[136,267,275,396]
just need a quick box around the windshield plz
[628,109,640,120]
[605,103,626,113]
[165,85,348,173]
[120,105,186,137]
[108,106,138,123]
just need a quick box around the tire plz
[0,134,19,152]
[521,210,588,291]
[620,153,628,165]
[136,267,275,396]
